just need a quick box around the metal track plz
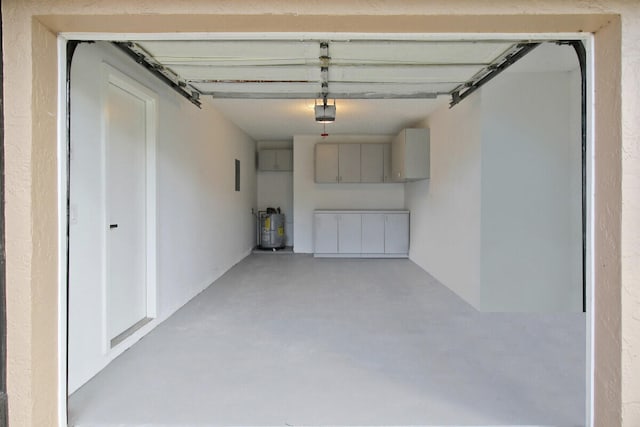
[113,42,202,108]
[449,43,541,108]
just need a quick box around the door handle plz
[109,224,118,229]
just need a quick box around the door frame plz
[0,6,7,427]
[100,64,158,353]
[57,31,595,427]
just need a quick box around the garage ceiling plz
[121,39,574,140]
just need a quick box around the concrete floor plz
[69,254,586,427]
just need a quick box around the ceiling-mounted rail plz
[319,41,330,105]
[112,42,202,108]
[449,42,541,108]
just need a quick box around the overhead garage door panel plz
[327,41,514,65]
[191,81,319,94]
[169,65,321,82]
[137,40,320,66]
[329,65,483,83]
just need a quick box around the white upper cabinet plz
[258,149,293,171]
[360,143,392,183]
[315,142,391,184]
[360,144,384,183]
[383,143,392,182]
[338,144,361,183]
[391,128,430,182]
[276,149,293,170]
[315,144,339,183]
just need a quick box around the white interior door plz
[106,82,148,341]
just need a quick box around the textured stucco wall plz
[620,8,640,425]
[593,17,623,426]
[30,19,60,427]
[1,1,638,426]
[4,3,35,426]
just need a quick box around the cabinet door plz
[338,214,362,253]
[338,144,361,183]
[258,150,277,171]
[275,149,293,171]
[383,143,392,182]
[384,213,409,254]
[360,144,384,183]
[404,128,430,180]
[361,214,385,253]
[314,214,338,253]
[391,131,405,182]
[315,144,339,183]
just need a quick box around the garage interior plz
[66,35,585,426]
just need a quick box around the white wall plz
[406,93,482,307]
[68,42,256,392]
[406,68,581,312]
[256,140,293,246]
[293,135,405,253]
[479,71,582,311]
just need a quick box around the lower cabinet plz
[314,213,339,253]
[314,213,361,254]
[314,210,409,257]
[361,214,385,253]
[337,214,362,253]
[384,213,410,254]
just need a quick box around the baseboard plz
[313,253,409,258]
